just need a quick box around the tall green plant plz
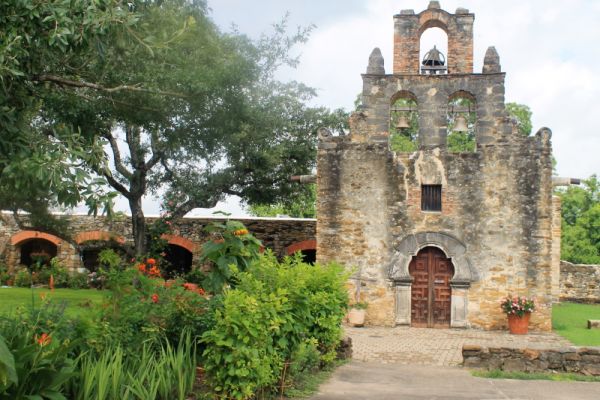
[71,331,196,400]
[200,220,262,294]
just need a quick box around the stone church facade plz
[316,2,559,330]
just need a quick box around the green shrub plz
[68,273,89,289]
[14,270,31,287]
[48,258,70,288]
[201,252,349,399]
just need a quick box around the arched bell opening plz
[163,244,193,279]
[419,26,448,75]
[390,91,419,152]
[447,91,477,152]
[19,239,57,267]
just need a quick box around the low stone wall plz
[560,261,600,303]
[462,345,600,376]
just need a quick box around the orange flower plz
[233,229,249,236]
[36,333,51,347]
[151,293,159,303]
[146,258,156,266]
[137,263,147,273]
[148,266,161,278]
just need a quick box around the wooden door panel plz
[409,247,454,328]
[409,253,429,327]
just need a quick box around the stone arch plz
[161,234,196,253]
[388,231,477,285]
[10,231,63,267]
[286,240,316,255]
[287,240,317,265]
[390,232,475,328]
[11,230,62,246]
[74,230,125,245]
[390,90,418,105]
[449,90,476,103]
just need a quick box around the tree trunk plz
[130,197,146,256]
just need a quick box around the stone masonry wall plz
[463,345,600,376]
[560,261,600,303]
[0,213,315,272]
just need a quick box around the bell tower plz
[393,1,474,75]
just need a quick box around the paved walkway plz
[311,362,600,400]
[346,326,572,366]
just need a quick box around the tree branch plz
[102,131,133,180]
[33,74,189,98]
[144,130,163,171]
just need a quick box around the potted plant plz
[348,301,368,327]
[500,295,536,334]
[348,267,368,327]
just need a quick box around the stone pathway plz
[346,326,572,366]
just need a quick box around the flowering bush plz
[500,295,536,317]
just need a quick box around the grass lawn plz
[0,287,106,318]
[553,302,600,346]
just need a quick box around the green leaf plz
[0,334,17,388]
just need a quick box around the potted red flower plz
[500,295,536,334]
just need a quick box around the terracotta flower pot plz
[507,312,531,334]
[348,308,366,327]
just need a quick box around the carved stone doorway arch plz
[388,232,476,328]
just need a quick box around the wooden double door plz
[409,247,454,328]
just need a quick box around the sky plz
[106,0,600,217]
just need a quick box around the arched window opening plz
[20,239,57,267]
[163,244,193,279]
[447,92,477,152]
[80,241,126,272]
[299,249,316,265]
[390,92,419,152]
[419,27,448,75]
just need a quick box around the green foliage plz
[97,249,123,271]
[389,98,418,152]
[249,184,317,218]
[71,331,196,400]
[200,221,262,294]
[99,267,207,350]
[446,96,476,152]
[447,131,476,152]
[506,102,533,136]
[0,0,125,216]
[558,175,600,264]
[0,311,78,399]
[201,253,349,399]
[14,270,31,288]
[0,335,17,390]
[472,369,600,382]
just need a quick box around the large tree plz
[559,175,600,264]
[1,0,345,254]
